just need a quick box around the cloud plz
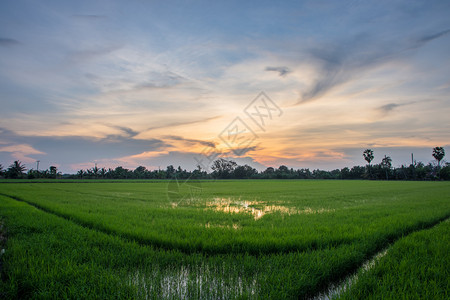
[0,143,46,164]
[103,124,140,138]
[222,145,258,156]
[265,66,291,77]
[72,14,107,20]
[164,135,216,148]
[0,127,170,171]
[376,100,425,115]
[131,71,187,90]
[415,29,450,44]
[145,115,222,131]
[298,29,450,105]
[378,103,401,113]
[0,37,20,47]
[68,45,121,63]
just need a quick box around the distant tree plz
[440,163,450,180]
[381,155,392,180]
[114,166,130,179]
[0,164,4,177]
[100,167,106,179]
[211,158,237,178]
[77,169,84,179]
[262,167,275,179]
[166,165,175,178]
[432,147,445,179]
[49,166,58,179]
[264,167,275,174]
[350,166,365,179]
[7,160,27,178]
[276,165,290,179]
[134,166,147,179]
[340,167,350,179]
[92,164,99,179]
[233,165,257,179]
[363,149,374,178]
[432,147,445,167]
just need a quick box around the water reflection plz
[129,265,259,300]
[206,197,334,220]
[311,249,389,300]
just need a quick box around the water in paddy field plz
[128,264,259,300]
[311,249,389,300]
[205,197,335,220]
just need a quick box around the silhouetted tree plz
[134,166,147,179]
[91,164,99,179]
[432,147,445,179]
[49,166,58,179]
[363,149,374,178]
[166,165,175,178]
[276,165,291,179]
[212,158,237,178]
[114,166,130,179]
[233,165,257,179]
[381,155,392,180]
[100,167,106,178]
[7,160,27,178]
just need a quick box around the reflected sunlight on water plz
[205,197,334,220]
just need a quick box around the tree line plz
[0,147,447,180]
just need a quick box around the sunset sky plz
[1,0,449,173]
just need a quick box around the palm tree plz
[49,166,58,179]
[7,160,27,178]
[432,147,445,179]
[92,164,99,179]
[100,167,106,179]
[0,164,4,177]
[381,155,392,180]
[363,149,374,178]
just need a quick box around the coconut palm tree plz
[7,160,27,178]
[381,155,392,180]
[363,149,374,178]
[432,147,445,179]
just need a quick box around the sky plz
[1,0,449,173]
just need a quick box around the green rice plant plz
[0,180,449,298]
[337,218,449,300]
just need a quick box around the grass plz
[0,180,449,298]
[337,219,449,299]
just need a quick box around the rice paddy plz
[0,180,449,299]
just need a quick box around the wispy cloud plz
[415,29,450,45]
[298,29,450,104]
[102,124,140,138]
[164,135,216,148]
[0,127,170,169]
[68,45,122,63]
[72,14,107,20]
[378,103,401,113]
[376,100,428,116]
[0,37,20,47]
[265,66,291,77]
[222,145,259,156]
[144,116,222,132]
[0,144,45,164]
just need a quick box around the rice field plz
[0,180,449,299]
